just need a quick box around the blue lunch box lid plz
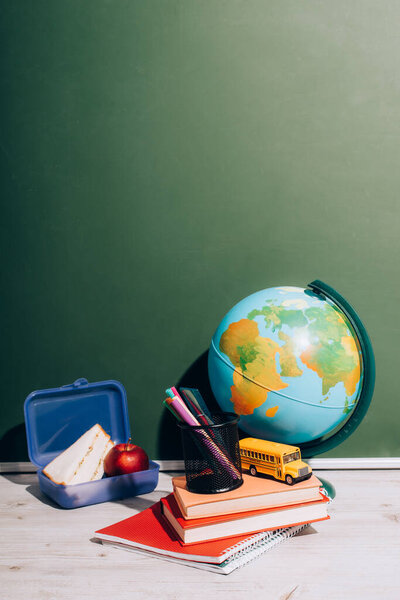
[24,378,130,468]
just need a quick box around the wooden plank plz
[1,470,400,599]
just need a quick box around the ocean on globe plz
[208,286,363,445]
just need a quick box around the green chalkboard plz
[1,0,399,462]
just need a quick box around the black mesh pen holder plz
[178,412,243,494]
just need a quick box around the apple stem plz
[126,437,131,451]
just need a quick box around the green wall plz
[1,0,399,461]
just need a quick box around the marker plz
[167,396,240,479]
[163,400,183,421]
[167,388,213,424]
[170,386,181,399]
[166,395,198,425]
[180,388,212,418]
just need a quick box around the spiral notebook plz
[105,524,309,574]
[94,500,309,574]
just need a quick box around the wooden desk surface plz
[1,470,400,600]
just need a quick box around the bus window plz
[261,453,265,461]
[270,455,275,463]
[283,451,300,464]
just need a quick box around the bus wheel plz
[250,466,257,477]
[285,474,294,485]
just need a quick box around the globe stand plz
[298,280,375,457]
[316,476,336,501]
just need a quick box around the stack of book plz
[94,472,329,574]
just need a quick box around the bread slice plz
[43,424,114,486]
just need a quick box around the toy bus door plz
[276,458,282,480]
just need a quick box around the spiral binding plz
[220,524,309,572]
[222,528,288,559]
[219,488,334,572]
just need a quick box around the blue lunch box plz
[24,378,159,508]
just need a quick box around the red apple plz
[104,439,149,476]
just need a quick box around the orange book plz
[172,473,323,519]
[161,492,329,544]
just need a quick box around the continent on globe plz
[218,296,361,418]
[219,318,288,415]
[298,306,360,399]
[277,331,303,378]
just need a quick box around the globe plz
[208,280,375,456]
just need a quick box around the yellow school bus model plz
[239,437,312,485]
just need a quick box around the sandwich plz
[43,424,114,485]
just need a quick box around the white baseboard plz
[156,458,400,470]
[1,457,400,473]
[309,457,400,469]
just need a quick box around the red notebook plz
[94,500,297,564]
[161,492,330,544]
